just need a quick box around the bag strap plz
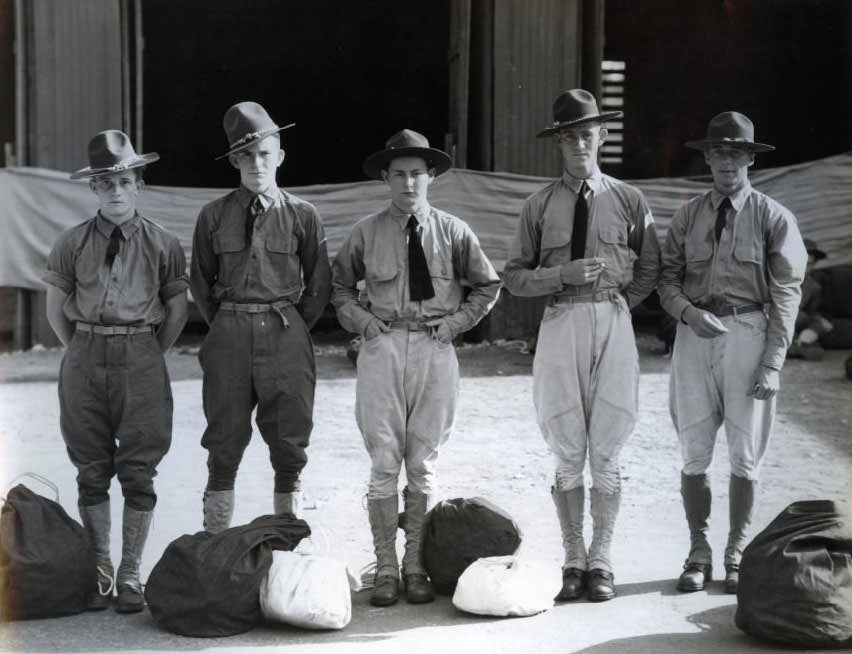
[294,525,333,556]
[2,472,60,503]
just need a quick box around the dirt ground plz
[1,328,850,654]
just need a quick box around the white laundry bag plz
[452,555,562,617]
[260,550,356,629]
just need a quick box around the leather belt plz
[217,301,292,328]
[695,301,764,317]
[76,323,154,335]
[219,302,281,313]
[551,289,623,305]
[386,320,431,332]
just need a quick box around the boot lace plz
[96,564,115,597]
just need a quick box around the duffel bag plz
[423,497,522,595]
[452,555,561,617]
[145,514,310,637]
[260,550,356,630]
[0,477,96,621]
[735,499,852,649]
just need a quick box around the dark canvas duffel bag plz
[145,514,310,637]
[0,481,96,621]
[423,497,522,595]
[735,499,852,649]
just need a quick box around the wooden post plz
[581,0,604,98]
[447,0,471,169]
[13,288,31,351]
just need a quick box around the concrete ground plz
[1,334,850,654]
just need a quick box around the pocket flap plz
[212,233,245,254]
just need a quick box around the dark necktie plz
[715,197,731,242]
[570,181,588,260]
[105,226,122,267]
[407,215,435,301]
[246,195,263,243]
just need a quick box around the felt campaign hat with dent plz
[536,89,622,138]
[70,130,159,180]
[216,101,295,160]
[362,129,452,180]
[685,111,774,152]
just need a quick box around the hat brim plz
[536,111,623,138]
[70,153,160,180]
[363,146,452,180]
[684,138,775,152]
[216,123,295,160]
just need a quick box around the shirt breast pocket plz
[683,237,713,290]
[540,226,572,265]
[212,233,246,255]
[365,265,400,307]
[598,226,632,274]
[211,232,248,283]
[684,238,713,264]
[265,235,296,255]
[428,259,456,303]
[733,237,763,266]
[265,236,302,292]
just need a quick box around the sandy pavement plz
[0,335,850,654]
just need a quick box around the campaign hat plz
[536,89,622,137]
[70,130,159,180]
[216,101,294,160]
[685,111,774,152]
[362,129,452,180]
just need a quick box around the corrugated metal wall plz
[22,0,125,347]
[27,0,123,172]
[492,0,582,177]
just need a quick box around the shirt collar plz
[561,169,602,195]
[389,203,432,229]
[710,182,751,212]
[237,185,277,210]
[95,213,140,239]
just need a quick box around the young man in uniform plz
[191,101,331,532]
[503,89,660,602]
[659,111,807,593]
[45,130,188,613]
[332,129,501,606]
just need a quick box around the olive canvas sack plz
[0,480,96,621]
[735,499,852,649]
[423,497,522,595]
[145,514,310,637]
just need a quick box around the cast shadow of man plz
[569,604,782,654]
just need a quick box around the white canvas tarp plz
[1,152,850,291]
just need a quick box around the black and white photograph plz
[1,1,851,652]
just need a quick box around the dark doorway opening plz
[604,0,852,179]
[141,0,450,188]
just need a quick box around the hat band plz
[229,128,278,149]
[92,158,141,173]
[553,116,596,126]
